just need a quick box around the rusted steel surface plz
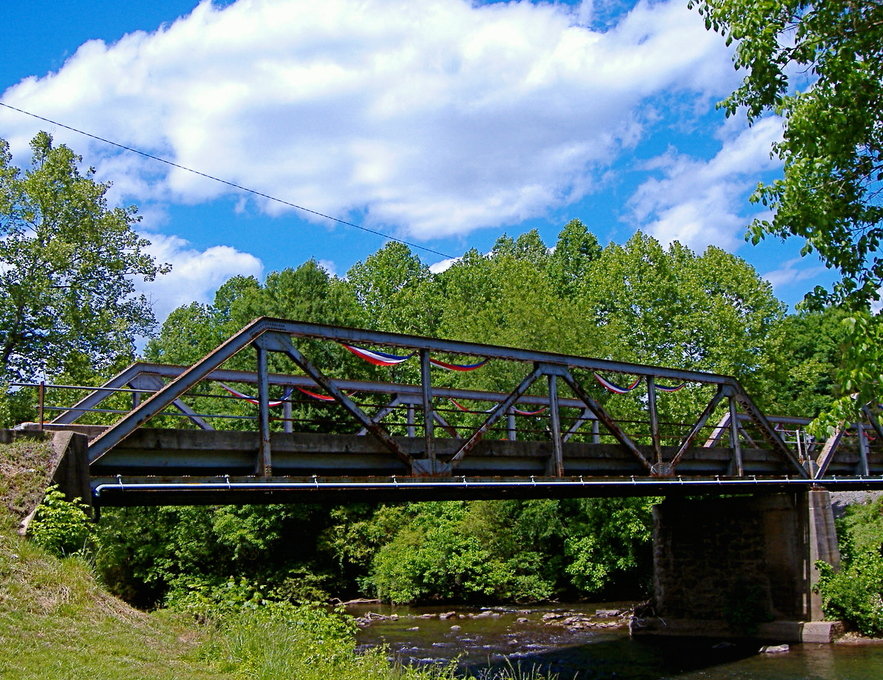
[25,316,879,502]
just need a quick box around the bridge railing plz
[21,317,880,481]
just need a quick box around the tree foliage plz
[816,497,883,636]
[0,133,166,383]
[690,0,883,309]
[107,222,830,606]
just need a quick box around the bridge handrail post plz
[256,343,272,476]
[420,349,435,468]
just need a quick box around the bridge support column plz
[634,491,841,643]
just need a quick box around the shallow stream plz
[351,603,883,679]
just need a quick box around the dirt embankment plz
[0,431,60,530]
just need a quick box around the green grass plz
[0,527,231,680]
[0,439,551,679]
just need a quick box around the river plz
[351,603,883,679]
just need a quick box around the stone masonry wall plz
[652,494,810,623]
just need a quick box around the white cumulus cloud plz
[136,233,264,323]
[0,0,736,240]
[627,117,783,252]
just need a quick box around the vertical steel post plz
[256,346,272,476]
[592,418,600,444]
[856,422,870,476]
[38,381,45,431]
[407,403,416,438]
[728,395,743,476]
[647,376,662,463]
[420,349,435,467]
[548,374,564,476]
[283,398,293,434]
[507,411,516,441]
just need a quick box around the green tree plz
[691,0,883,309]
[754,306,850,417]
[691,0,883,430]
[580,233,784,378]
[346,242,439,336]
[548,219,602,297]
[0,132,166,383]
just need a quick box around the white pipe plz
[93,475,882,498]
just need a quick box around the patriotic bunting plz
[593,373,642,394]
[296,386,336,402]
[449,398,546,416]
[342,343,488,371]
[342,344,414,366]
[220,384,294,407]
[295,386,359,402]
[656,382,686,393]
[430,357,489,371]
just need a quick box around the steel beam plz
[50,364,147,424]
[857,422,871,477]
[647,376,662,463]
[671,386,727,469]
[254,317,732,385]
[559,369,653,474]
[256,345,272,476]
[130,375,214,431]
[87,317,270,462]
[815,429,845,479]
[732,385,807,477]
[260,332,414,468]
[547,373,564,476]
[728,394,744,477]
[449,363,546,467]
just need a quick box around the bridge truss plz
[34,317,883,506]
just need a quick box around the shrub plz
[27,485,93,557]
[815,497,883,636]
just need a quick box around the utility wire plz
[0,101,454,259]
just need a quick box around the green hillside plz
[0,437,232,680]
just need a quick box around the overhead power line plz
[0,101,454,259]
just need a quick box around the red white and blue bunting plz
[593,373,686,394]
[220,384,294,407]
[295,386,359,402]
[342,343,488,371]
[449,398,546,416]
[656,382,686,393]
[429,357,489,371]
[342,344,414,366]
[593,373,641,394]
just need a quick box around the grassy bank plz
[0,437,232,679]
[0,438,548,679]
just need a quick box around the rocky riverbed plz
[353,603,632,632]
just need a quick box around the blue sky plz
[0,0,832,323]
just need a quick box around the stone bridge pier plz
[633,489,842,643]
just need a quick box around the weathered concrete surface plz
[49,431,92,508]
[635,491,842,643]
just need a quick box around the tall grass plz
[202,605,556,680]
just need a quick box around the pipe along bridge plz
[32,317,883,507]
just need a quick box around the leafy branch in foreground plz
[690,0,883,428]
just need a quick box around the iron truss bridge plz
[27,317,883,506]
